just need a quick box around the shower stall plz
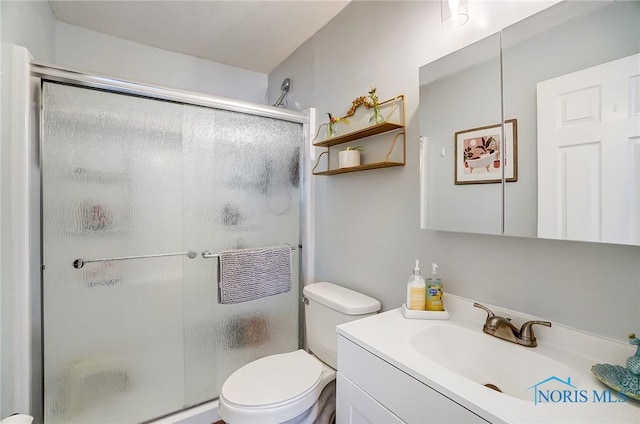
[13,57,311,423]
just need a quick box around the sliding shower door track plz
[30,61,308,124]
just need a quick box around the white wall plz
[269,0,640,340]
[0,1,56,62]
[1,2,57,419]
[55,23,267,104]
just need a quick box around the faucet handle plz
[473,303,501,330]
[473,302,495,318]
[519,320,552,345]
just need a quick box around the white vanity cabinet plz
[336,335,489,424]
[336,304,640,424]
[337,373,404,423]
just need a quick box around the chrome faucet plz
[473,303,551,348]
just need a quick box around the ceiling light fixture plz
[441,0,469,28]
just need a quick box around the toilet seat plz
[219,350,335,423]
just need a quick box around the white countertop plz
[336,295,640,423]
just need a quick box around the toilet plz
[218,282,381,424]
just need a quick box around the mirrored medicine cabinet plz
[419,0,640,246]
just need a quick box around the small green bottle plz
[425,263,444,311]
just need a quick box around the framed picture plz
[454,119,518,185]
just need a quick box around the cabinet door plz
[419,33,503,236]
[537,53,640,244]
[337,373,404,424]
[338,336,489,423]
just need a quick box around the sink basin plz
[410,324,584,402]
[337,295,639,423]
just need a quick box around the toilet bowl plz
[219,350,335,424]
[219,282,380,424]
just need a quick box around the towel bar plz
[202,244,297,259]
[73,250,198,269]
[72,245,298,269]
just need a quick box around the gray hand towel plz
[219,245,292,304]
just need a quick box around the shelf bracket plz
[312,151,329,174]
[385,132,406,163]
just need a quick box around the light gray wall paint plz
[55,23,268,104]
[269,0,640,340]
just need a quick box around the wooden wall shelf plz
[313,122,404,148]
[313,161,405,176]
[312,95,406,176]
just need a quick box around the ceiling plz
[48,1,351,74]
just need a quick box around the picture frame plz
[454,119,518,185]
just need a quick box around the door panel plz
[41,82,303,422]
[42,83,186,423]
[181,105,302,404]
[537,53,640,244]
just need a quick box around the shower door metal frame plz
[30,62,309,125]
[23,59,313,423]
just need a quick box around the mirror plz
[419,33,503,236]
[420,34,502,238]
[419,1,640,245]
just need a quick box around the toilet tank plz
[302,282,381,369]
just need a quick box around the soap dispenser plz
[406,259,426,310]
[426,263,444,311]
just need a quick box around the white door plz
[537,53,640,245]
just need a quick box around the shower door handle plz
[73,250,198,269]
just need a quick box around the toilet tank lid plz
[303,282,381,315]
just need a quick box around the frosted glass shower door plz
[41,83,186,423]
[182,105,303,404]
[41,81,305,423]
